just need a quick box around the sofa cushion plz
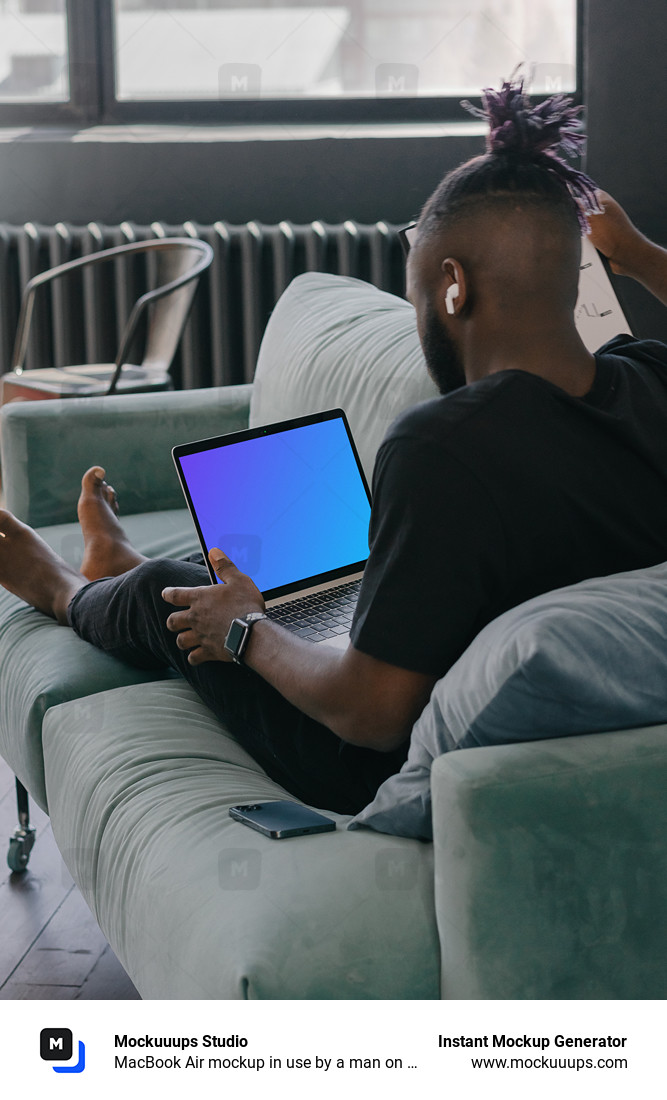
[350,560,667,840]
[1,384,252,527]
[0,508,199,811]
[250,272,437,481]
[431,725,667,998]
[43,680,440,999]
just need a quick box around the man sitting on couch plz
[1,77,667,816]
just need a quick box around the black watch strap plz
[224,612,267,665]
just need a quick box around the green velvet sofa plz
[1,273,666,999]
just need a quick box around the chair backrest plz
[10,237,214,393]
[105,238,214,393]
[140,243,207,376]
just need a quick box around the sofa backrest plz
[249,272,437,482]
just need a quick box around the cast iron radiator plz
[0,220,408,389]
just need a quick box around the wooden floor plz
[0,755,140,999]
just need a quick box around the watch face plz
[225,618,247,657]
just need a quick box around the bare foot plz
[78,467,147,581]
[0,510,84,623]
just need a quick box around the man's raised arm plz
[588,190,667,308]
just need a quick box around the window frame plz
[0,0,584,128]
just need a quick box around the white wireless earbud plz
[445,283,460,315]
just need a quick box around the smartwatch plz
[224,612,267,665]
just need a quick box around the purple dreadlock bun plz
[462,71,602,233]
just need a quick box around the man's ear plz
[440,258,467,317]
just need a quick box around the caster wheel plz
[7,828,35,873]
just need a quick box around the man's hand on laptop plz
[162,546,436,751]
[163,548,265,665]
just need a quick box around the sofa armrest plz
[431,724,667,999]
[1,384,252,526]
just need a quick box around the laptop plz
[172,408,372,650]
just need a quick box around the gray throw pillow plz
[250,272,437,482]
[349,560,667,840]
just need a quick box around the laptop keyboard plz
[267,578,362,641]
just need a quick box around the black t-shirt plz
[349,336,667,676]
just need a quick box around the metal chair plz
[1,237,213,402]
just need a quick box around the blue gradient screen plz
[178,417,371,593]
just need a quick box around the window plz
[0,0,68,102]
[0,0,580,126]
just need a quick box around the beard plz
[421,303,466,395]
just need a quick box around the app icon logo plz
[40,1028,86,1073]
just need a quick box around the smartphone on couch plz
[229,801,336,839]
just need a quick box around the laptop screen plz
[175,412,372,596]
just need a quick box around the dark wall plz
[584,0,667,339]
[0,128,481,227]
